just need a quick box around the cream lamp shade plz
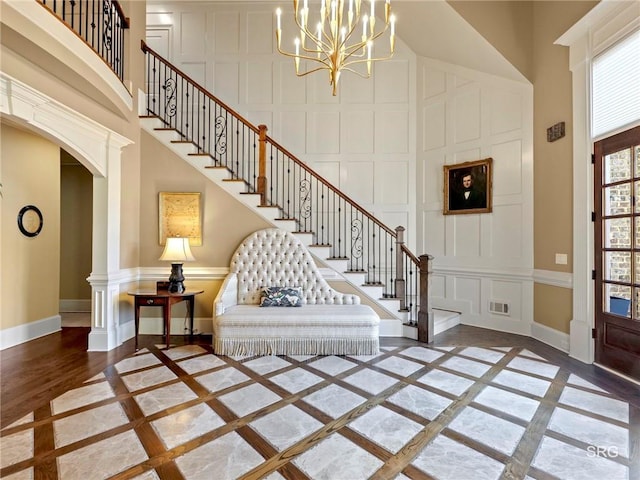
[159,237,195,262]
[159,237,195,293]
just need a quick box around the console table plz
[128,289,204,350]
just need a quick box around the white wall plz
[418,57,534,336]
[146,1,535,338]
[146,1,417,249]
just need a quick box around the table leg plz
[187,295,195,342]
[163,302,171,349]
[134,302,140,351]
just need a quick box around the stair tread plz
[204,165,226,169]
[188,153,211,156]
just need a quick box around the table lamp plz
[159,237,195,293]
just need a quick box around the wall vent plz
[489,301,510,316]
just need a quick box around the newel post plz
[418,254,434,343]
[257,124,268,206]
[394,226,406,311]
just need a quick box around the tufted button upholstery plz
[229,228,360,305]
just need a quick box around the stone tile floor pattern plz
[0,343,636,479]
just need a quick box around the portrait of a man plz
[444,158,493,215]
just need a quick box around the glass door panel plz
[604,148,631,183]
[603,251,631,282]
[603,218,631,248]
[604,184,632,215]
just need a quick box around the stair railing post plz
[258,124,268,206]
[418,254,434,343]
[394,226,406,312]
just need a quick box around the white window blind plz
[592,29,640,138]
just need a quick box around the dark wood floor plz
[2,325,640,430]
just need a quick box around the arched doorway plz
[1,73,132,351]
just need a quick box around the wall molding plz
[59,299,92,312]
[0,315,61,350]
[532,269,573,289]
[531,321,570,353]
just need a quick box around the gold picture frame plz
[159,192,202,246]
[443,158,493,215]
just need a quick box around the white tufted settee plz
[213,228,380,355]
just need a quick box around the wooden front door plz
[594,125,640,380]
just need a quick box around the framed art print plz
[443,158,493,215]
[159,192,202,246]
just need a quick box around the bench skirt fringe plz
[213,336,380,356]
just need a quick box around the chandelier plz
[275,0,396,96]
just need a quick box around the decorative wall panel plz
[423,211,445,257]
[180,13,206,56]
[246,63,273,104]
[311,161,341,189]
[375,111,409,154]
[278,63,306,104]
[379,162,408,204]
[278,111,306,155]
[491,91,523,135]
[307,112,340,154]
[246,12,273,54]
[454,86,481,144]
[455,277,481,314]
[146,28,171,58]
[214,12,240,54]
[180,62,205,86]
[343,111,374,154]
[423,102,446,151]
[453,215,482,257]
[375,61,410,104]
[492,140,523,197]
[214,63,239,105]
[341,74,375,104]
[490,205,523,260]
[423,68,447,99]
[345,162,374,204]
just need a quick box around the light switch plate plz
[555,253,568,265]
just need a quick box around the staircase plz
[140,41,446,340]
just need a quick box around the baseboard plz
[433,309,461,334]
[379,318,403,336]
[531,321,570,353]
[59,299,91,312]
[0,315,62,350]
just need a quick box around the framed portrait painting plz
[443,158,493,215]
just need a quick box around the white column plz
[567,34,594,364]
[88,136,129,351]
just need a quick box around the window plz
[592,29,640,138]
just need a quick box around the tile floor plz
[0,342,636,479]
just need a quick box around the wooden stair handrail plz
[263,133,397,238]
[141,40,259,135]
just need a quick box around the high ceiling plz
[392,0,527,82]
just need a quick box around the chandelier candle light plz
[276,0,396,95]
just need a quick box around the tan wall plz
[136,130,271,319]
[1,124,61,329]
[139,130,272,268]
[60,153,93,300]
[119,0,146,270]
[531,1,596,331]
[534,283,572,333]
[531,1,597,275]
[448,1,534,81]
